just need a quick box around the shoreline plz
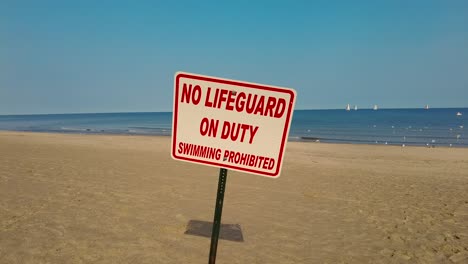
[1,130,466,149]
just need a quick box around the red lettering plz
[217,89,228,108]
[268,158,275,170]
[213,88,220,107]
[234,152,241,163]
[240,153,248,165]
[183,143,192,155]
[245,94,257,114]
[199,118,209,136]
[181,83,201,105]
[192,85,201,105]
[265,97,276,117]
[205,87,213,107]
[181,83,192,103]
[274,98,286,118]
[230,122,240,141]
[221,121,230,140]
[178,142,183,154]
[262,158,269,169]
[248,155,256,166]
[236,92,246,112]
[226,91,235,111]
[253,96,265,115]
[239,124,249,143]
[200,118,219,137]
[257,156,264,167]
[209,119,219,137]
[228,151,235,162]
[249,126,259,144]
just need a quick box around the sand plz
[0,131,467,263]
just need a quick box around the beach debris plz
[402,144,405,147]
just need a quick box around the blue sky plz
[1,0,467,114]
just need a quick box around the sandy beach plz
[0,131,467,263]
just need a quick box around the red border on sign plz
[172,72,295,177]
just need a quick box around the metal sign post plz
[208,168,228,264]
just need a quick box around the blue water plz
[0,109,466,147]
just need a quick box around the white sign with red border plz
[171,72,296,178]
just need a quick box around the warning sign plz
[171,72,296,178]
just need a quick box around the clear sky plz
[1,0,467,114]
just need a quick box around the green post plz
[208,168,228,264]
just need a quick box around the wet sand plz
[0,131,467,263]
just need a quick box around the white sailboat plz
[373,104,378,110]
[354,105,358,111]
[346,104,351,111]
[424,104,429,110]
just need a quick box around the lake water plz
[0,108,466,147]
